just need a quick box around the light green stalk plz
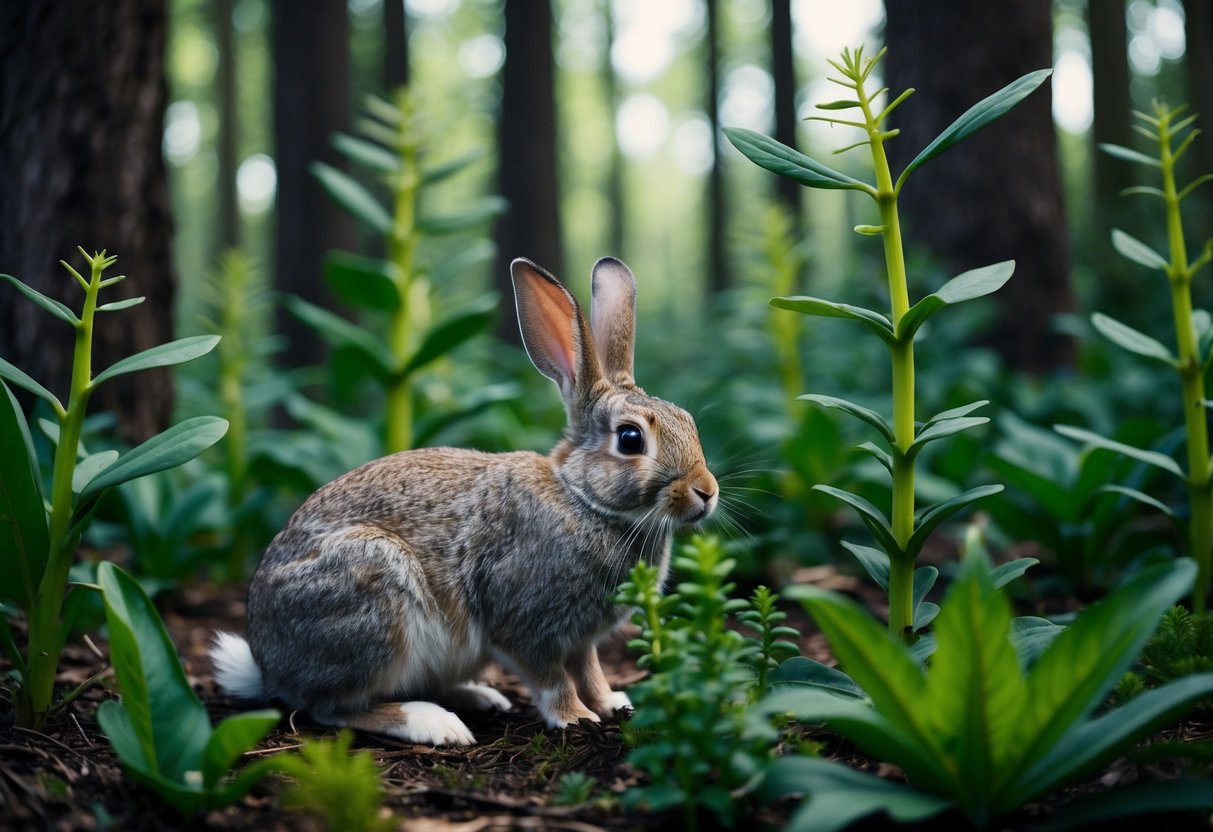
[217,252,251,581]
[385,91,422,454]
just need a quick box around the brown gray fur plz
[211,257,717,746]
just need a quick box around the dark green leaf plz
[93,336,220,386]
[905,485,1004,559]
[97,297,146,312]
[0,274,80,325]
[400,304,495,378]
[82,417,228,498]
[923,400,988,426]
[430,239,497,284]
[331,132,399,174]
[1009,616,1064,669]
[913,602,940,631]
[897,70,1052,189]
[841,541,889,591]
[908,417,989,457]
[1054,424,1184,479]
[324,252,400,311]
[854,441,893,474]
[771,296,895,344]
[413,382,520,447]
[990,558,1039,589]
[0,357,62,411]
[912,566,938,614]
[1042,778,1213,830]
[0,381,49,607]
[285,295,396,376]
[796,394,895,446]
[200,711,280,789]
[416,196,508,235]
[768,657,867,699]
[310,161,392,234]
[723,127,873,192]
[420,149,488,186]
[1101,484,1175,518]
[814,485,901,557]
[1091,313,1174,364]
[1111,229,1169,271]
[1099,142,1162,168]
[896,261,1015,342]
[71,450,118,494]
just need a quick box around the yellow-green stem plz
[221,353,250,580]
[386,99,420,455]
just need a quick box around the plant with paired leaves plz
[612,536,787,830]
[0,249,227,728]
[758,533,1213,831]
[302,87,506,454]
[96,561,280,812]
[725,47,1050,641]
[1056,103,1213,612]
[275,730,393,832]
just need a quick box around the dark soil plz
[2,567,1211,832]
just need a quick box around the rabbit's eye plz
[616,424,645,455]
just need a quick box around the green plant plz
[0,249,227,728]
[549,771,597,807]
[1117,605,1213,707]
[612,536,781,829]
[736,586,800,699]
[275,730,393,832]
[96,562,279,813]
[725,47,1048,641]
[1057,103,1213,612]
[759,541,1213,830]
[301,87,506,454]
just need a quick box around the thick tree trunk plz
[705,0,729,294]
[603,0,625,257]
[885,0,1074,373]
[770,0,801,220]
[494,0,564,342]
[1089,1,1132,211]
[215,0,240,251]
[1185,0,1213,214]
[384,0,410,90]
[0,0,176,441]
[271,0,356,367]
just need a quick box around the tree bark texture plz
[770,0,801,220]
[1185,0,1213,215]
[494,0,564,342]
[885,0,1074,373]
[1089,0,1132,216]
[705,0,729,294]
[272,0,356,367]
[0,0,177,441]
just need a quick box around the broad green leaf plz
[796,393,895,446]
[1091,312,1174,364]
[767,657,867,700]
[1008,672,1213,811]
[400,304,495,378]
[420,149,488,186]
[723,127,873,192]
[905,485,1004,559]
[0,382,49,607]
[330,132,399,174]
[924,551,1026,807]
[913,602,940,631]
[97,297,146,312]
[97,700,210,813]
[0,273,80,325]
[923,400,988,426]
[324,251,400,311]
[93,335,220,386]
[908,416,989,458]
[71,450,118,494]
[1040,778,1213,830]
[1099,142,1162,168]
[764,756,953,832]
[841,541,889,590]
[814,485,901,557]
[912,565,938,614]
[1009,616,1064,669]
[1054,424,1184,479]
[1111,228,1169,271]
[990,557,1039,589]
[1101,484,1175,518]
[416,196,509,235]
[98,562,212,783]
[897,70,1052,189]
[896,261,1015,342]
[82,417,229,498]
[201,710,280,789]
[0,357,62,411]
[1011,559,1196,787]
[771,296,895,345]
[310,161,392,234]
[285,295,396,376]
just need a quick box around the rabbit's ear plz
[590,257,636,386]
[512,258,601,402]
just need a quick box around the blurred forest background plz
[3,0,1213,576]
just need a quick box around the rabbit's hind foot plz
[315,701,476,746]
[442,682,512,712]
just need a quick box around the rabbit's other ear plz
[512,258,602,403]
[590,257,636,386]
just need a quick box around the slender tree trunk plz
[770,0,801,220]
[1185,0,1213,215]
[603,0,625,257]
[0,0,176,441]
[215,0,240,251]
[705,0,729,293]
[885,0,1074,373]
[384,0,409,90]
[271,0,356,367]
[1089,1,1132,221]
[494,0,563,342]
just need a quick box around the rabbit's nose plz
[694,487,715,502]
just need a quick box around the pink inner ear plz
[527,274,579,384]
[544,329,576,382]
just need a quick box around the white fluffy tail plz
[209,631,264,701]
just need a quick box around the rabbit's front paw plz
[396,702,476,746]
[606,691,632,713]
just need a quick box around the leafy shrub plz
[1118,605,1213,709]
[275,730,393,832]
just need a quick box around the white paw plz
[606,690,633,713]
[448,682,513,713]
[396,702,476,746]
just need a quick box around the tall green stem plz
[386,92,420,454]
[1160,110,1212,612]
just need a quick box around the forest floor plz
[2,569,1212,831]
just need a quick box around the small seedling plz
[276,730,393,832]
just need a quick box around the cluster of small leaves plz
[736,586,800,699]
[1117,606,1213,709]
[275,730,393,832]
[612,536,785,829]
[760,533,1213,831]
[548,771,598,807]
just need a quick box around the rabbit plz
[210,256,718,746]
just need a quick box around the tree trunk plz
[271,0,356,367]
[603,0,625,257]
[215,0,240,251]
[494,0,563,342]
[384,0,409,90]
[705,0,729,294]
[1185,0,1213,213]
[770,0,801,220]
[0,0,177,441]
[885,0,1074,373]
